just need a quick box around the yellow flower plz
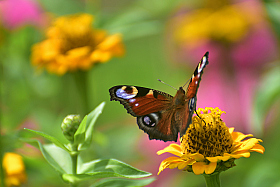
[31,13,125,75]
[2,152,27,186]
[173,2,260,46]
[157,107,265,175]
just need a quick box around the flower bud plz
[61,115,81,142]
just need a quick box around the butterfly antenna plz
[182,78,191,89]
[158,79,178,90]
[195,110,206,125]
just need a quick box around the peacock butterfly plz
[109,52,209,142]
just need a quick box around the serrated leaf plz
[78,159,152,178]
[22,139,71,174]
[91,177,156,187]
[79,102,105,151]
[73,115,87,146]
[24,128,69,152]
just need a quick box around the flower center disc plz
[181,108,233,157]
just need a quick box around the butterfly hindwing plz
[109,85,178,141]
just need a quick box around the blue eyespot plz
[116,88,136,99]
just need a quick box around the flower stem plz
[72,71,90,116]
[203,173,221,187]
[70,144,78,187]
[0,61,6,187]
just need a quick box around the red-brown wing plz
[109,85,173,117]
[110,85,180,141]
[137,108,180,142]
[179,52,209,137]
[186,52,209,98]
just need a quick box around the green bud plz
[61,115,81,142]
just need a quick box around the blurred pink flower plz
[0,0,46,29]
[169,0,279,133]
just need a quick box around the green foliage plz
[1,0,280,186]
[22,103,154,186]
[252,66,280,135]
[264,0,280,40]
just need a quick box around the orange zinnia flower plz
[157,107,264,175]
[31,13,124,75]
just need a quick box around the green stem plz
[0,52,6,187]
[203,173,221,187]
[70,144,78,187]
[72,71,90,116]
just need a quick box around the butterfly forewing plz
[186,52,209,99]
[109,85,173,116]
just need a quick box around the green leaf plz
[24,128,70,153]
[253,66,280,135]
[264,1,280,38]
[21,138,72,174]
[78,159,152,178]
[73,115,87,146]
[103,8,162,41]
[91,177,156,187]
[78,102,105,151]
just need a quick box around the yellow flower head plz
[31,13,125,75]
[173,2,260,47]
[2,152,27,187]
[157,107,265,175]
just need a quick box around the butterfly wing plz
[109,52,209,142]
[179,52,209,137]
[109,85,179,141]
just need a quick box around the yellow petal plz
[206,155,231,162]
[205,162,217,174]
[90,50,112,62]
[191,153,205,161]
[66,46,91,58]
[229,151,251,158]
[231,131,253,142]
[177,162,189,170]
[251,144,265,154]
[97,34,122,50]
[157,144,183,157]
[239,138,261,151]
[192,162,206,175]
[169,163,179,169]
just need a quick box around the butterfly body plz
[109,52,209,142]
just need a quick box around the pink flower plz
[0,0,46,29]
[169,0,278,132]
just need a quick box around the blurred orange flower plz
[31,13,125,75]
[157,107,264,175]
[2,152,27,186]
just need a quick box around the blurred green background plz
[1,0,280,186]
